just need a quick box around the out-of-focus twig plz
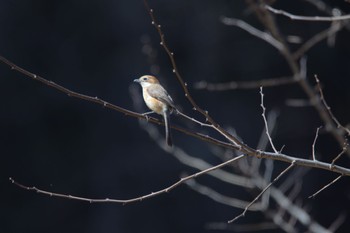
[265,5,350,21]
[228,161,296,223]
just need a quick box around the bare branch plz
[185,179,262,210]
[252,110,279,174]
[293,22,343,59]
[260,87,278,153]
[331,141,349,167]
[308,175,343,198]
[9,155,245,204]
[1,55,246,151]
[312,126,322,161]
[136,98,327,231]
[221,16,284,51]
[228,161,296,223]
[265,5,350,21]
[267,210,298,233]
[141,98,335,233]
[270,186,331,233]
[3,2,350,231]
[206,222,278,232]
[247,1,350,157]
[2,52,350,187]
[315,75,350,136]
[285,99,312,107]
[279,168,308,193]
[328,212,347,232]
[2,52,350,177]
[304,0,336,15]
[304,0,350,31]
[194,76,297,91]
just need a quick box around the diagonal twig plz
[314,75,350,136]
[185,179,262,210]
[312,126,322,161]
[308,174,343,198]
[221,16,284,51]
[292,21,343,59]
[9,154,245,204]
[228,161,296,223]
[331,141,349,167]
[260,87,278,153]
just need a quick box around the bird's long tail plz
[163,110,172,147]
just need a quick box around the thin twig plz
[328,212,347,232]
[194,76,297,91]
[252,110,279,174]
[260,87,278,153]
[175,111,212,128]
[304,0,337,16]
[285,99,312,107]
[293,22,343,59]
[206,222,278,232]
[185,179,262,210]
[9,155,245,204]
[270,186,330,232]
[331,141,349,167]
[312,126,322,160]
[308,175,343,198]
[267,210,298,233]
[304,0,350,30]
[265,5,350,21]
[221,16,284,51]
[315,75,350,136]
[279,168,308,193]
[228,161,296,223]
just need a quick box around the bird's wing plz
[147,84,175,108]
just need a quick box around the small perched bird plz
[134,75,176,146]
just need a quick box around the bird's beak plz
[133,79,140,83]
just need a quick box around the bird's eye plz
[143,77,148,81]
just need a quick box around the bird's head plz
[134,75,159,87]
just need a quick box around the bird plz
[134,75,176,146]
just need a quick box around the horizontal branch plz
[260,151,350,176]
[265,5,350,21]
[194,76,297,91]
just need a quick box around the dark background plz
[1,0,350,232]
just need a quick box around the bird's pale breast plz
[143,91,166,114]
